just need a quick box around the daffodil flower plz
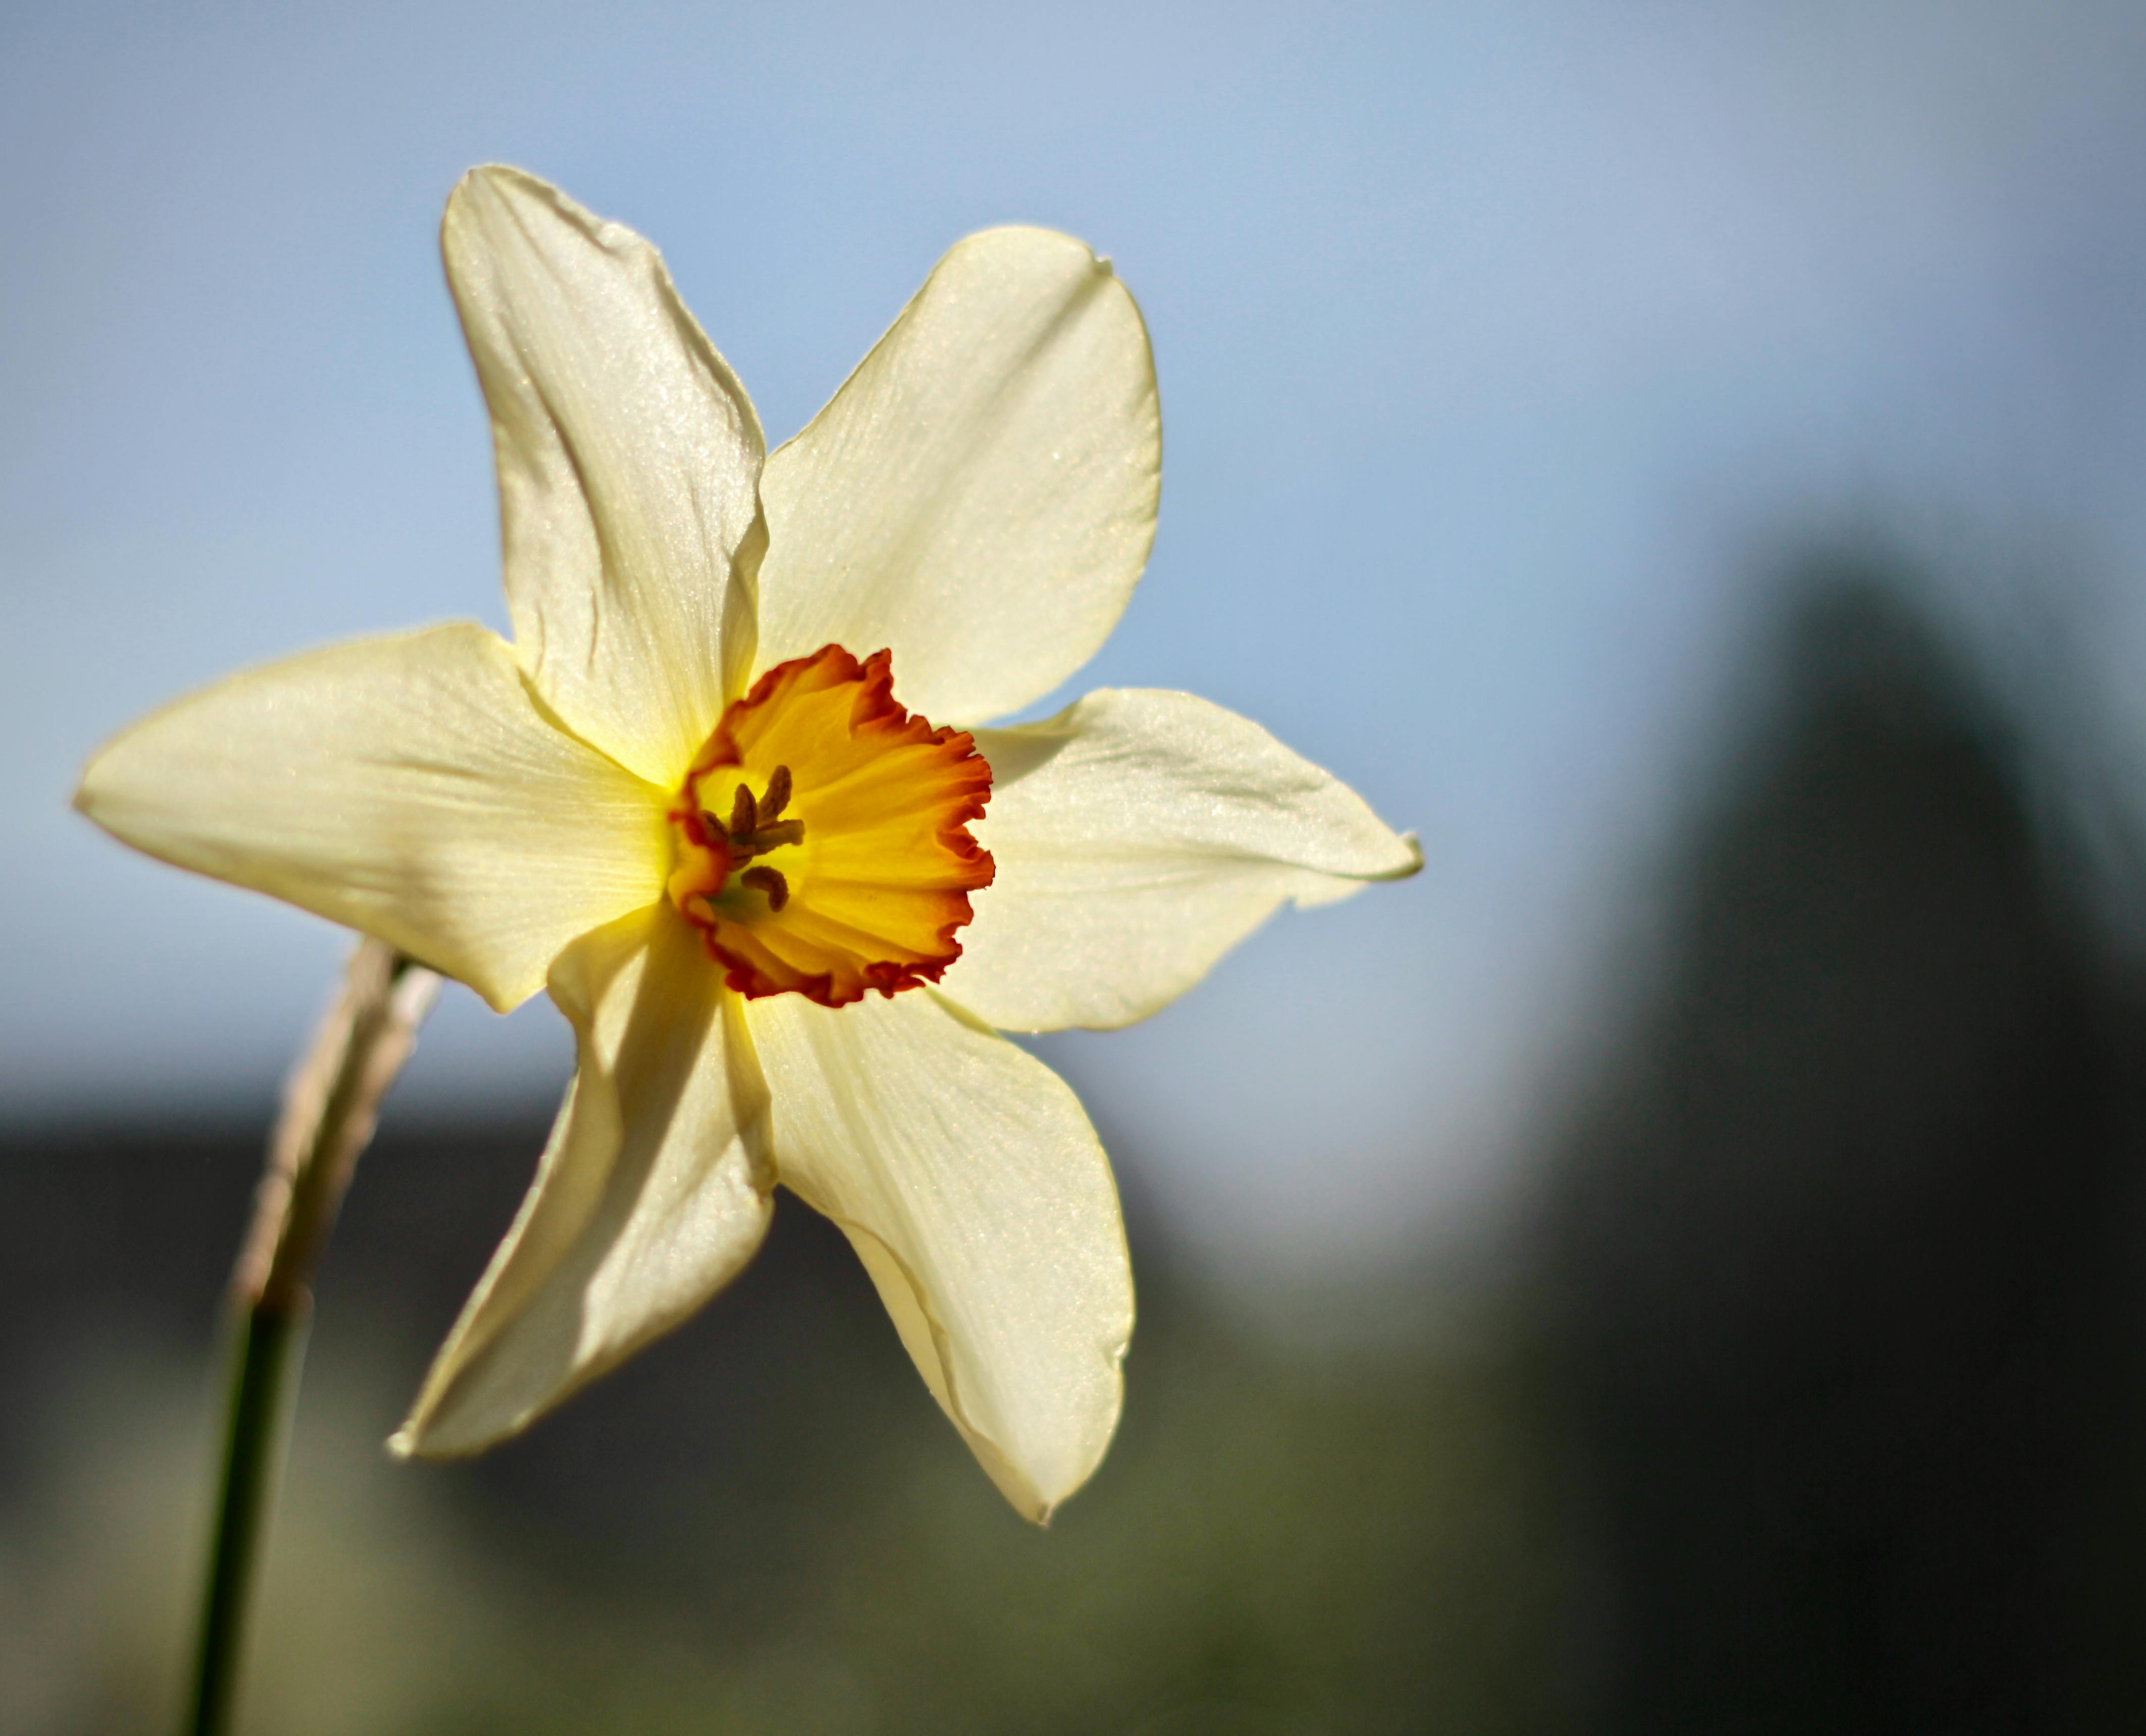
[75,168,1420,1520]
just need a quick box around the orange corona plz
[665,645,995,1005]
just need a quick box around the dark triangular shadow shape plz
[1540,562,2146,1733]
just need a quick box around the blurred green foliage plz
[0,1168,1573,1736]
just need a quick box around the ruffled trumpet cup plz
[74,167,1421,1521]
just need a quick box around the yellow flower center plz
[665,645,995,1006]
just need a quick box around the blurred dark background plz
[9,551,2146,1731]
[1541,565,2146,1733]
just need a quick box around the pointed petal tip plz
[1341,823,1425,885]
[1349,824,1424,884]
[442,163,521,233]
[988,1407,1124,1524]
[73,716,149,831]
[974,1442,1068,1527]
[448,161,546,207]
[388,1385,539,1460]
[443,165,593,258]
[393,1375,566,1458]
[975,1353,1128,1525]
[384,1414,498,1463]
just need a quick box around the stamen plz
[751,819,805,851]
[739,866,790,911]
[728,784,758,837]
[759,764,792,823]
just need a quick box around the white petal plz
[754,226,1159,726]
[942,689,1422,1032]
[746,988,1133,1521]
[74,623,671,1012]
[445,166,766,784]
[394,906,774,1455]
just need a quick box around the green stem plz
[181,940,439,1736]
[185,1301,310,1736]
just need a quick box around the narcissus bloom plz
[75,167,1420,1520]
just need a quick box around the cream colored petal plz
[445,165,766,783]
[394,906,774,1455]
[754,226,1159,726]
[73,623,670,1012]
[942,689,1422,1032]
[746,988,1132,1522]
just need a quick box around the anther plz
[728,784,758,837]
[760,764,792,822]
[739,866,790,911]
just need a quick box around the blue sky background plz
[7,0,2146,1285]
